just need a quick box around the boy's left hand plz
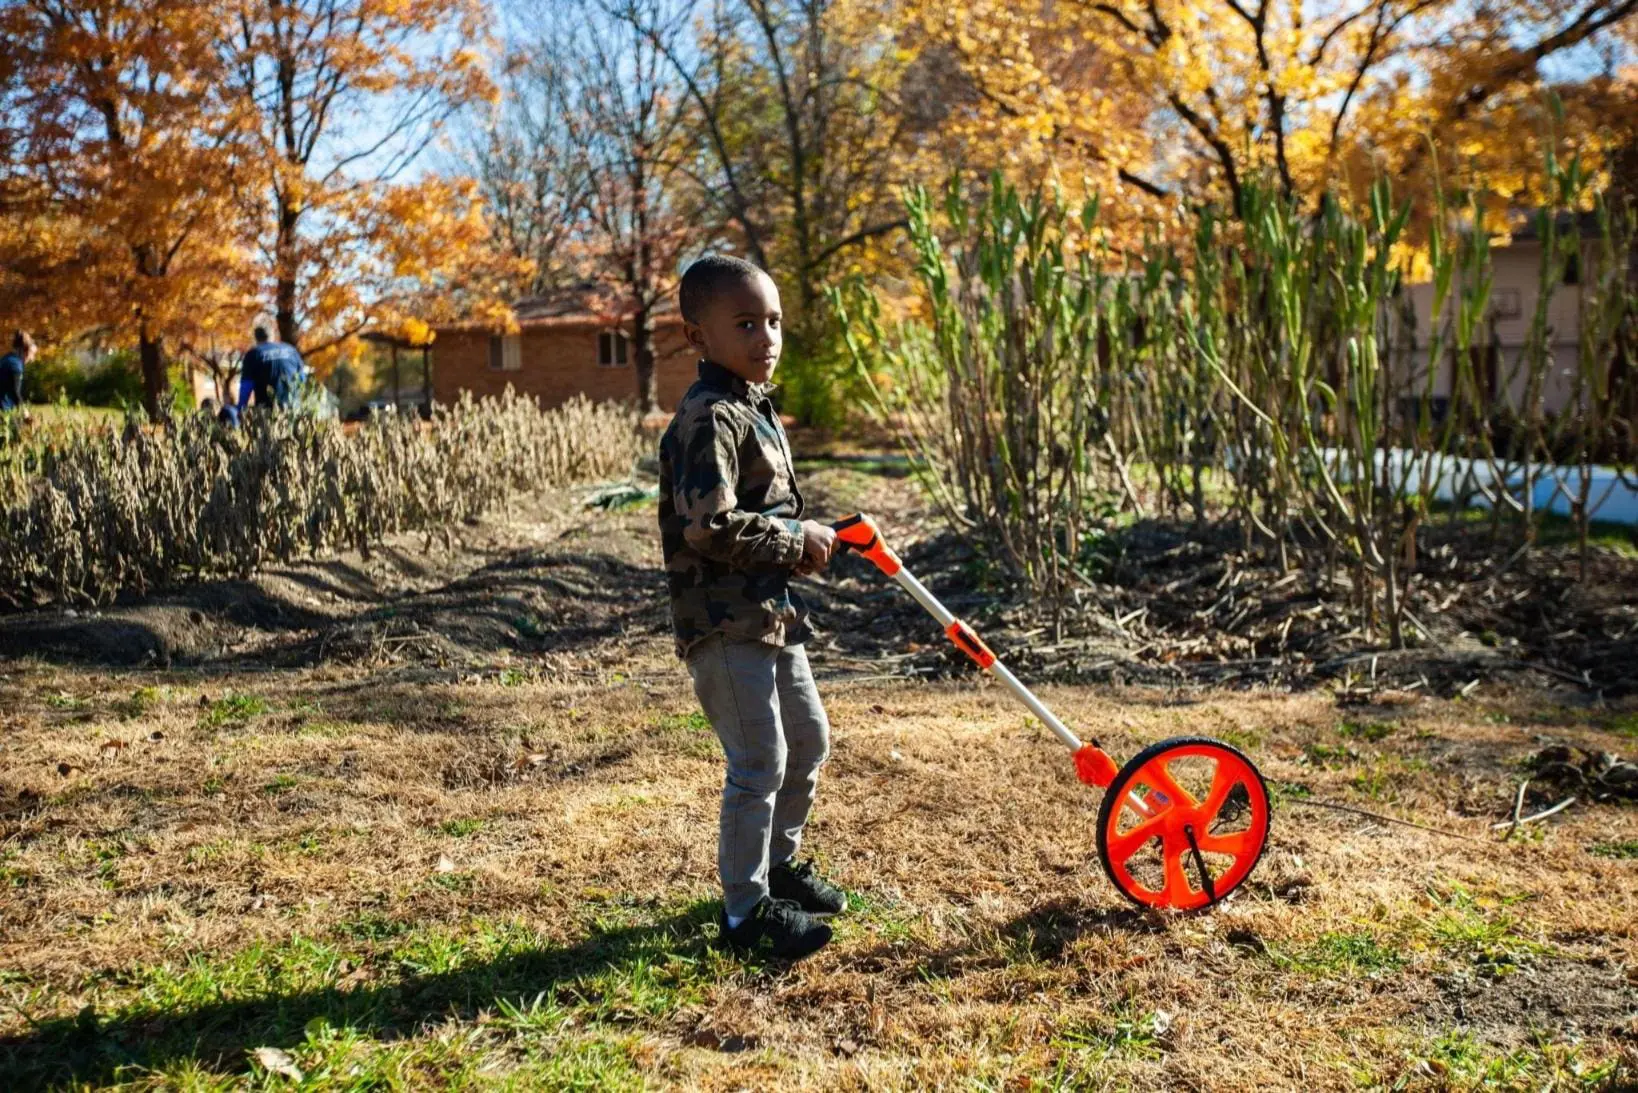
[796,519,837,576]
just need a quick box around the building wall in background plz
[430,322,695,411]
[1401,238,1597,415]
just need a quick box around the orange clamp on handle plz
[1073,744,1119,788]
[945,620,996,669]
[831,513,902,576]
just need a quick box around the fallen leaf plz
[100,739,127,756]
[57,762,79,776]
[147,731,165,742]
[436,854,456,873]
[251,1046,303,1081]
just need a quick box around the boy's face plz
[684,271,783,386]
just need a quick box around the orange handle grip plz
[945,620,996,669]
[831,513,902,576]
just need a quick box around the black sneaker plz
[769,858,847,916]
[717,897,832,961]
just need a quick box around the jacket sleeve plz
[675,404,805,567]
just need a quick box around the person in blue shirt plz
[1,330,35,414]
[237,326,307,411]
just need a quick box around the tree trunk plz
[137,323,170,423]
[276,199,301,347]
[633,306,658,416]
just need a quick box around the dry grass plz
[3,658,1635,1088]
[1,474,1635,1090]
[1,392,641,606]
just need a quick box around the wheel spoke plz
[1196,830,1252,856]
[1144,761,1198,810]
[1161,836,1193,904]
[1198,760,1238,822]
[1105,812,1166,866]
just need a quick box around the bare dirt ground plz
[1,456,1635,1090]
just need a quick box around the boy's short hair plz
[679,254,766,324]
[12,330,34,355]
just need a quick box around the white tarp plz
[1313,448,1638,527]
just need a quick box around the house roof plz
[435,280,683,332]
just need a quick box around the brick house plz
[428,283,697,412]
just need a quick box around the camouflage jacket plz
[658,358,810,658]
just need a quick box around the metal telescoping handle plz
[832,514,1086,754]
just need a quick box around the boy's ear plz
[682,320,706,356]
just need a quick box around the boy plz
[658,254,845,961]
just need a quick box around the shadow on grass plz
[851,895,1163,983]
[0,902,721,1090]
[995,897,1164,960]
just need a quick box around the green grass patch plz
[1588,839,1638,859]
[1338,719,1394,742]
[1404,1029,1622,1090]
[1271,780,1314,802]
[1212,726,1264,751]
[653,710,711,734]
[1051,1001,1169,1064]
[1422,884,1549,977]
[1348,755,1431,801]
[846,890,921,944]
[425,870,476,894]
[203,693,269,727]
[5,905,721,1089]
[1269,930,1407,977]
[117,686,163,719]
[1303,742,1356,767]
[335,911,413,944]
[262,773,300,796]
[438,817,487,838]
[651,710,717,759]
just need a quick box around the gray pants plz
[686,633,831,919]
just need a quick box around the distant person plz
[237,326,306,411]
[1,330,35,414]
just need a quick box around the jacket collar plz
[697,358,775,400]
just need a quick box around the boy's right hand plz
[798,520,838,574]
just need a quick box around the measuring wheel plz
[1095,736,1271,911]
[832,513,1275,913]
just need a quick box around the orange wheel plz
[1095,736,1271,911]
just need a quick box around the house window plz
[1493,288,1522,319]
[598,330,629,367]
[488,333,522,371]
